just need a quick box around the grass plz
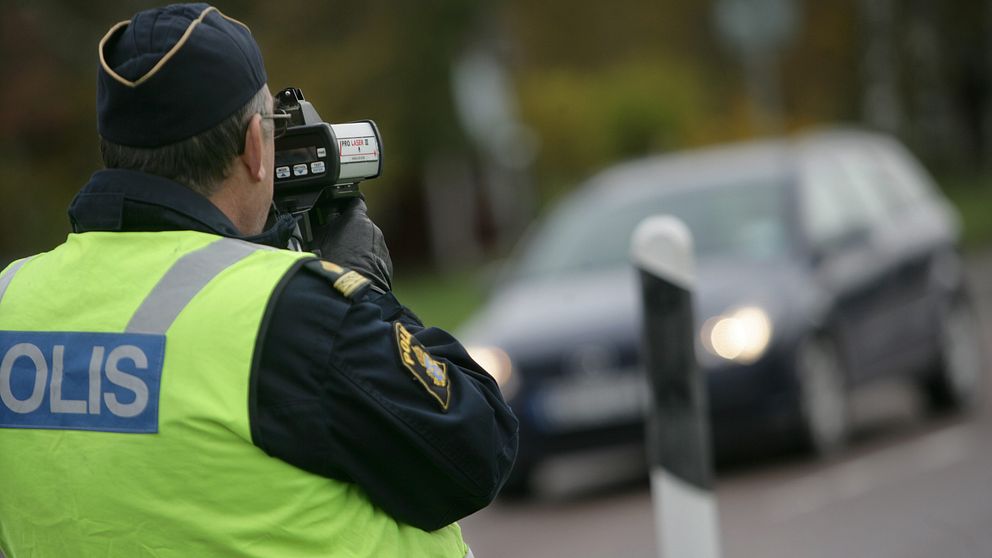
[940,174,992,250]
[390,268,489,332]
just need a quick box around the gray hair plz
[100,86,270,197]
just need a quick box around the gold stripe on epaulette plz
[99,6,247,89]
[333,271,370,298]
[320,261,344,274]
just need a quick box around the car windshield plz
[513,178,792,281]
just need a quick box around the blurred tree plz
[503,0,731,206]
[0,3,102,259]
[714,0,801,134]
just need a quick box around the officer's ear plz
[240,113,267,182]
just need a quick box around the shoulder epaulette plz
[303,259,372,300]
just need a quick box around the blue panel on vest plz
[0,331,165,433]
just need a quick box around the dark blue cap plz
[97,3,267,147]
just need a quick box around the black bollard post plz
[631,216,721,558]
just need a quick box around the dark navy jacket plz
[67,169,519,531]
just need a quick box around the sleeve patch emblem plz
[394,322,450,411]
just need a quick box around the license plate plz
[535,371,649,432]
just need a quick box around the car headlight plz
[700,306,773,364]
[465,345,519,399]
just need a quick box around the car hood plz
[459,258,820,357]
[459,267,642,358]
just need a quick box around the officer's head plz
[96,3,276,235]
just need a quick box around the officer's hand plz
[315,196,393,293]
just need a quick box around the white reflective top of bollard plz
[630,215,695,290]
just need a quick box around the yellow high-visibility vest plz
[0,230,467,557]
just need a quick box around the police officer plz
[0,4,517,557]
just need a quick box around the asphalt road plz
[460,250,992,558]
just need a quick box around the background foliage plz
[3,1,992,309]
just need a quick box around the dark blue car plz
[460,129,984,491]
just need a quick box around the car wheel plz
[922,297,985,413]
[796,336,849,457]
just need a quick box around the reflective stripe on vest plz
[126,238,265,334]
[0,257,35,305]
